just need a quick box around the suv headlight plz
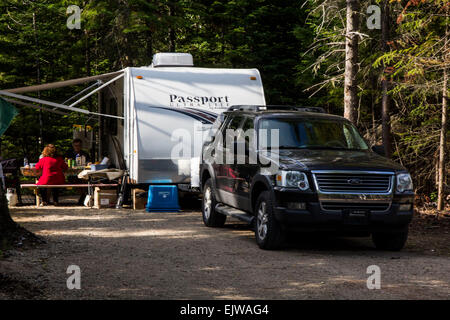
[396,173,413,193]
[276,171,309,191]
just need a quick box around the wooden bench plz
[21,183,118,207]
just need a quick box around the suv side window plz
[223,115,244,144]
[241,117,254,132]
[240,117,255,148]
[228,116,244,130]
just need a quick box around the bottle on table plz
[24,157,29,168]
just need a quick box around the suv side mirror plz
[371,145,386,157]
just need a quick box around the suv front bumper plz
[273,189,414,232]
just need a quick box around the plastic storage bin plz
[146,185,180,212]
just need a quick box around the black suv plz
[200,106,414,250]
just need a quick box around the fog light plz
[287,202,306,210]
[399,204,412,211]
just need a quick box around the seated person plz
[36,144,68,206]
[66,138,91,164]
[66,138,91,205]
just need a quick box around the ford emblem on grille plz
[359,194,368,200]
[348,178,362,185]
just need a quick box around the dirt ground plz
[1,200,449,300]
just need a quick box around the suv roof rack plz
[293,107,327,113]
[227,105,262,112]
[227,105,327,113]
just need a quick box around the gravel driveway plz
[1,205,449,299]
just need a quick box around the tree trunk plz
[33,12,43,149]
[0,189,16,238]
[370,75,377,140]
[437,12,449,212]
[381,0,393,158]
[85,29,92,112]
[344,0,360,124]
[146,27,153,64]
[168,4,176,52]
[437,67,448,211]
[381,83,392,157]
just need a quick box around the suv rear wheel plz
[372,229,408,251]
[255,191,285,250]
[202,179,226,227]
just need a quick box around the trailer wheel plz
[202,179,226,227]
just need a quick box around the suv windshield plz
[259,118,369,151]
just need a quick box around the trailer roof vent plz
[151,53,194,68]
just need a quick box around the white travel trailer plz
[0,53,266,189]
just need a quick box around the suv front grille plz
[313,172,392,193]
[321,202,391,212]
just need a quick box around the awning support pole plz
[68,73,124,109]
[62,80,102,105]
[3,98,68,116]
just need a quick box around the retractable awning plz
[3,71,123,94]
[0,71,124,119]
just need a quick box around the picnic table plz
[20,166,85,177]
[20,167,123,207]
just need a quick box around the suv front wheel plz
[255,191,285,250]
[372,229,408,251]
[202,179,226,227]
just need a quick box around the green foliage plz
[430,191,438,203]
[305,0,449,193]
[0,0,319,161]
[0,0,447,195]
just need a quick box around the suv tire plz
[202,179,226,227]
[254,191,285,250]
[372,229,408,251]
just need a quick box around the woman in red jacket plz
[35,144,68,206]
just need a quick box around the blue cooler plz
[146,185,180,212]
